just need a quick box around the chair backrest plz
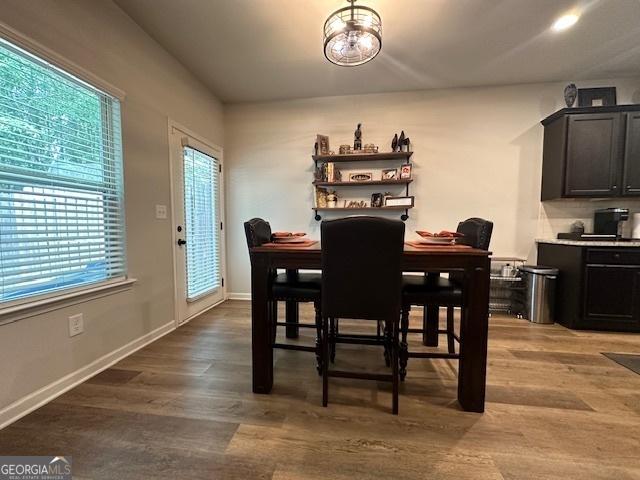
[321,216,405,321]
[456,218,493,250]
[244,218,272,251]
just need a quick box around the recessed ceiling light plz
[552,13,580,32]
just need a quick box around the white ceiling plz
[115,0,640,103]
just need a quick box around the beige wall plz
[225,79,640,296]
[0,0,223,412]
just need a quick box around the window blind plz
[183,146,220,300]
[0,37,126,304]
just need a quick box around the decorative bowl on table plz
[415,230,464,245]
[272,232,308,243]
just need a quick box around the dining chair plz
[244,218,323,371]
[400,218,493,380]
[320,216,405,414]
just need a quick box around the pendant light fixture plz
[323,0,382,67]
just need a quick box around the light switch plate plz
[69,313,84,337]
[155,204,167,219]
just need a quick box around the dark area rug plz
[603,353,640,375]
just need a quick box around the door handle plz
[177,239,186,246]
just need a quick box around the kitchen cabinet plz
[564,113,622,196]
[623,111,640,195]
[537,242,640,332]
[540,105,640,200]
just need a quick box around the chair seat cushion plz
[402,274,462,305]
[272,272,321,301]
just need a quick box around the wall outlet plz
[68,313,84,337]
[155,204,167,219]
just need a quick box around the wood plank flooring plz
[1,300,640,479]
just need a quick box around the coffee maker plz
[593,208,629,238]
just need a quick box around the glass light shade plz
[323,3,382,66]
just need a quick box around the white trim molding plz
[0,320,175,430]
[0,20,125,100]
[0,279,137,326]
[227,292,251,301]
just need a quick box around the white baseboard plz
[0,320,175,430]
[227,292,251,301]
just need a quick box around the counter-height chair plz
[320,217,405,414]
[400,218,493,380]
[244,218,323,370]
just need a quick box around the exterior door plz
[170,126,224,324]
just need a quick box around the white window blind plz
[0,37,126,304]
[183,145,220,300]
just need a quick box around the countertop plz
[536,238,640,247]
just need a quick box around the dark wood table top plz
[252,242,492,257]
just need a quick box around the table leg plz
[458,258,490,412]
[251,257,273,394]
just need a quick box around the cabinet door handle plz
[613,185,618,190]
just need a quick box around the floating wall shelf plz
[312,151,413,163]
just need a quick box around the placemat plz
[406,241,471,249]
[262,240,319,248]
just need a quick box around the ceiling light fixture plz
[552,13,580,32]
[323,0,382,67]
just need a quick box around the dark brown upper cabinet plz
[540,105,640,200]
[623,111,640,195]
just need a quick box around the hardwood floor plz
[2,300,640,479]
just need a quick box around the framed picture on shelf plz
[384,196,414,207]
[349,172,373,182]
[578,87,617,107]
[371,193,383,207]
[381,168,398,180]
[400,164,412,179]
[316,134,330,155]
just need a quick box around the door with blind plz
[170,127,224,324]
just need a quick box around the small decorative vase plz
[564,83,577,108]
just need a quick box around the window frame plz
[0,22,131,317]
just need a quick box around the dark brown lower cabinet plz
[538,243,640,332]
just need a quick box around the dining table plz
[249,241,491,413]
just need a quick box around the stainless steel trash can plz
[519,265,559,324]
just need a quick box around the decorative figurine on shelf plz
[354,123,362,150]
[401,136,411,152]
[391,133,398,152]
[327,190,338,208]
[398,131,405,151]
[564,83,578,107]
